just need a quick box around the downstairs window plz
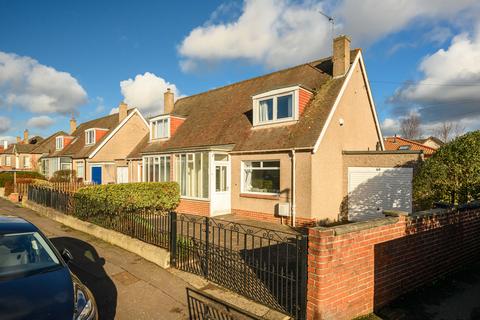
[242,160,280,194]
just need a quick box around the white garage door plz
[348,167,413,221]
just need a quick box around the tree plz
[432,121,465,143]
[400,113,422,139]
[413,130,480,210]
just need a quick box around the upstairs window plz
[151,118,169,139]
[85,129,95,145]
[55,137,64,150]
[252,86,303,126]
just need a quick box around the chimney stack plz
[3,140,7,149]
[164,88,174,114]
[118,102,128,123]
[16,136,21,144]
[23,129,29,144]
[70,116,77,134]
[333,35,351,77]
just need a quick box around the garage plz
[348,167,413,221]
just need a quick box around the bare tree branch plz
[400,113,422,139]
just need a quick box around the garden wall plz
[307,207,480,320]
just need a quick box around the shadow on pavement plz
[50,237,117,320]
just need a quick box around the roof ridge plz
[387,136,437,151]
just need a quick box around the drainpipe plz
[291,149,296,227]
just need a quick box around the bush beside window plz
[73,182,180,218]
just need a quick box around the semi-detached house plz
[41,104,149,184]
[126,36,420,225]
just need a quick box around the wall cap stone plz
[383,210,409,217]
[314,217,398,235]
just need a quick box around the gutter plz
[229,147,313,155]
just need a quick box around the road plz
[0,198,190,320]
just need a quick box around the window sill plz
[240,193,279,200]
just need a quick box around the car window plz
[0,232,61,279]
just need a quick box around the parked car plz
[0,215,97,320]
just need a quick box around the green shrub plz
[414,130,480,210]
[73,182,180,218]
[50,169,76,182]
[0,171,45,187]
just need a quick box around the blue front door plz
[91,166,102,185]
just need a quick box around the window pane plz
[214,154,228,161]
[216,165,227,192]
[277,95,292,119]
[181,154,187,196]
[202,152,209,198]
[259,99,273,122]
[195,154,202,197]
[165,156,170,182]
[154,157,160,182]
[251,161,261,168]
[263,161,280,168]
[243,161,280,194]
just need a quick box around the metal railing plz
[186,287,263,320]
[171,212,308,319]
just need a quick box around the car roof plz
[0,216,38,234]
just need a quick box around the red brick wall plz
[170,116,185,136]
[299,88,313,116]
[232,208,315,227]
[177,198,210,216]
[307,208,480,320]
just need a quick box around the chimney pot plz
[118,102,128,123]
[164,88,174,114]
[333,35,351,77]
[23,129,29,144]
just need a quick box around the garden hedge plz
[0,171,45,187]
[73,182,180,217]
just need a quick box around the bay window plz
[174,152,209,199]
[242,160,280,194]
[143,155,170,182]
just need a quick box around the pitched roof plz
[2,136,44,154]
[47,110,136,159]
[413,136,444,147]
[384,136,436,156]
[32,131,68,155]
[141,50,360,154]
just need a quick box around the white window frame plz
[85,129,96,145]
[150,116,170,140]
[23,156,31,168]
[76,161,85,179]
[6,156,11,166]
[241,160,281,195]
[55,136,64,150]
[252,86,301,126]
[142,155,171,182]
[174,152,209,200]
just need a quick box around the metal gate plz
[171,213,308,319]
[186,287,262,320]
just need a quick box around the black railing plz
[186,287,262,320]
[28,185,308,319]
[170,212,308,319]
[28,186,170,249]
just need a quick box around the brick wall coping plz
[342,150,423,155]
[314,216,398,236]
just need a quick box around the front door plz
[117,167,129,184]
[91,166,102,185]
[211,154,231,216]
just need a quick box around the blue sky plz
[1,0,479,142]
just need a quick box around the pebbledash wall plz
[306,207,480,320]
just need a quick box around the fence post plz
[298,234,308,320]
[169,211,177,267]
[204,216,210,278]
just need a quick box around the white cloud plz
[119,72,182,115]
[26,115,55,129]
[0,51,87,114]
[381,118,400,136]
[0,116,10,134]
[179,0,478,70]
[391,28,480,130]
[0,136,16,144]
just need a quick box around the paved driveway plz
[0,198,189,320]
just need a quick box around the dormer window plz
[85,129,95,145]
[55,136,64,150]
[151,117,170,140]
[252,85,309,127]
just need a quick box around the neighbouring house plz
[132,35,420,225]
[384,135,437,158]
[414,136,444,149]
[34,131,69,177]
[41,104,149,184]
[0,130,44,171]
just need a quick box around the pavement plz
[0,198,190,320]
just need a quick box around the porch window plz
[174,152,209,199]
[242,160,280,194]
[143,155,170,182]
